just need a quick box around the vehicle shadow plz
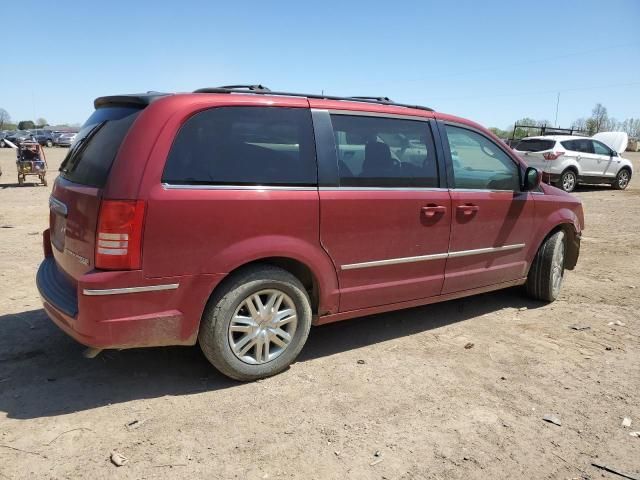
[0,288,542,419]
[0,182,45,189]
[573,184,614,192]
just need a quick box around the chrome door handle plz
[422,205,446,218]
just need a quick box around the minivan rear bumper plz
[36,256,224,349]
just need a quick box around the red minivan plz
[37,85,583,380]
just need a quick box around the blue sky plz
[1,0,638,129]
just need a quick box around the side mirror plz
[612,150,618,157]
[523,167,542,191]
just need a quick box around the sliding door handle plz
[457,204,479,216]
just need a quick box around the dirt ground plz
[0,147,638,480]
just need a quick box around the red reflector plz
[543,151,565,160]
[95,200,145,270]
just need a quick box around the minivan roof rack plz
[193,86,434,112]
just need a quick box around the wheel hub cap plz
[228,289,298,365]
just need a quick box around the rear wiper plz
[60,122,106,174]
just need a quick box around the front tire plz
[558,169,577,193]
[199,265,312,381]
[613,168,631,190]
[526,230,566,302]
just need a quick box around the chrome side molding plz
[83,283,179,296]
[342,252,449,270]
[341,244,525,270]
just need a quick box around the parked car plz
[5,130,33,146]
[0,130,13,148]
[31,130,56,147]
[514,133,632,192]
[55,132,76,147]
[37,85,583,381]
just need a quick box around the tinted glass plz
[330,114,438,188]
[163,107,316,186]
[561,139,593,154]
[445,125,520,191]
[515,139,555,152]
[59,107,142,187]
[592,140,612,156]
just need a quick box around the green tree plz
[488,127,509,138]
[36,117,48,128]
[18,120,35,130]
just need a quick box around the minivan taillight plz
[543,151,565,160]
[95,200,145,270]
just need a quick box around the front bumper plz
[36,256,224,349]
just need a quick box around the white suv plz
[514,133,633,192]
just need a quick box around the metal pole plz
[554,92,560,127]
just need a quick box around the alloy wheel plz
[618,170,630,189]
[228,289,298,365]
[562,172,576,192]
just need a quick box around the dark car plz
[31,130,56,147]
[5,130,33,146]
[0,130,14,148]
[38,85,583,381]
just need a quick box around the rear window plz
[162,107,317,186]
[59,106,141,187]
[514,139,555,152]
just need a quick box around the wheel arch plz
[528,221,580,274]
[202,244,340,323]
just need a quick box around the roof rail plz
[347,96,394,104]
[216,84,271,92]
[192,86,433,112]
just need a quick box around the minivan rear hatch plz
[49,106,143,281]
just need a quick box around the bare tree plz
[590,103,608,133]
[0,108,10,130]
[571,117,588,132]
[36,117,48,128]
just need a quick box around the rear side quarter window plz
[162,107,317,186]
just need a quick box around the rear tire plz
[45,139,53,148]
[558,169,577,193]
[612,168,631,190]
[526,230,566,302]
[198,265,312,381]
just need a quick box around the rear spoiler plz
[94,92,170,109]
